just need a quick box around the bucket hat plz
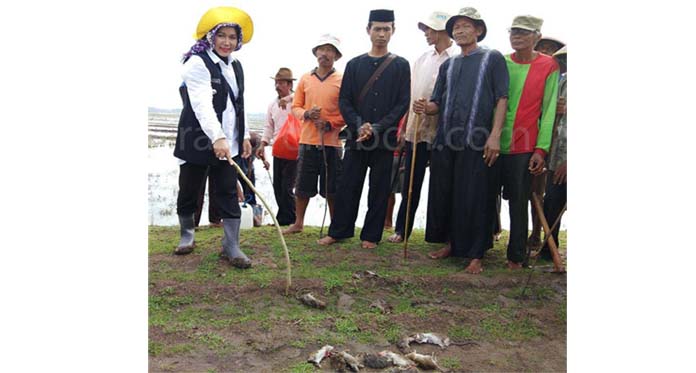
[312,34,343,60]
[445,7,487,42]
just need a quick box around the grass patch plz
[197,332,227,351]
[440,356,463,370]
[557,302,566,322]
[287,362,315,373]
[149,340,163,356]
[335,317,360,339]
[377,320,403,344]
[449,325,476,340]
[164,343,194,355]
[480,317,542,341]
[289,339,307,348]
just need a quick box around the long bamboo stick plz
[227,155,292,295]
[531,192,565,273]
[403,113,422,259]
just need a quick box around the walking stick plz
[319,125,330,238]
[226,155,293,295]
[266,167,273,185]
[520,202,566,297]
[546,204,566,245]
[531,192,565,273]
[403,113,422,259]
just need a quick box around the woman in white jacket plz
[172,6,253,269]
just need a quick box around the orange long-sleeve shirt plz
[291,69,345,147]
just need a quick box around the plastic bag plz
[272,113,301,160]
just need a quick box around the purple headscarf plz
[182,23,243,61]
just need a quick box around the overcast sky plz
[147,0,570,113]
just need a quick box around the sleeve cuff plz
[534,148,547,158]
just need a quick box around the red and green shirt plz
[502,53,559,155]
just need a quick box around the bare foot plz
[361,241,377,249]
[387,233,403,243]
[464,259,483,274]
[282,224,303,234]
[317,236,337,246]
[429,245,451,259]
[507,261,523,270]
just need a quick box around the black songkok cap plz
[369,9,395,22]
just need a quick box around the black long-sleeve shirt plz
[338,53,410,151]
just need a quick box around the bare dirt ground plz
[149,225,566,372]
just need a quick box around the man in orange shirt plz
[283,34,346,234]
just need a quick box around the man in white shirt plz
[256,68,297,225]
[387,11,459,244]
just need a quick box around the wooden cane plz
[319,125,330,239]
[547,203,567,241]
[531,192,565,273]
[403,113,422,259]
[266,167,273,185]
[227,155,293,295]
[520,202,567,296]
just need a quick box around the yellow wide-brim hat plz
[194,6,253,44]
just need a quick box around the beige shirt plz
[404,43,460,143]
[262,93,294,145]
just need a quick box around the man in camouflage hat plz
[415,7,509,274]
[487,15,559,269]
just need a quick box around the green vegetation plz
[441,356,463,370]
[287,362,315,373]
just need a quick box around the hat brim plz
[553,46,567,56]
[445,16,487,42]
[538,36,565,46]
[312,43,342,61]
[195,7,254,44]
[417,21,445,32]
[510,25,538,32]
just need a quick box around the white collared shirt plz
[177,48,250,164]
[404,43,460,143]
